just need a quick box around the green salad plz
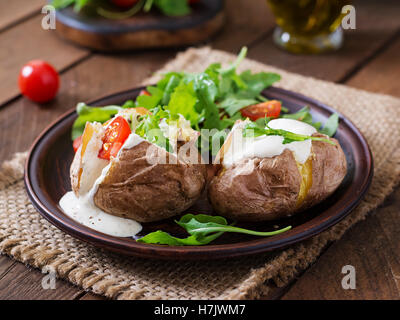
[72,47,338,149]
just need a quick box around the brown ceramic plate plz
[24,86,373,260]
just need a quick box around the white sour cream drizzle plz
[222,118,317,168]
[59,132,145,237]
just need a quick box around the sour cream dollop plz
[222,118,317,168]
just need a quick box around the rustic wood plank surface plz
[0,0,399,300]
[282,188,400,300]
[0,14,90,107]
[0,0,43,32]
[248,0,400,82]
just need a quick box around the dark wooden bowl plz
[24,86,373,260]
[54,0,225,51]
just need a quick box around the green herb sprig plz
[282,106,339,137]
[242,122,336,145]
[137,214,291,246]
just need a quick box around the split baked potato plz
[70,108,207,223]
[208,119,347,221]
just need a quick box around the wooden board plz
[54,0,225,51]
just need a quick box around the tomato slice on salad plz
[98,116,131,160]
[240,100,282,121]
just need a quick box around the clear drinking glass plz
[266,0,351,54]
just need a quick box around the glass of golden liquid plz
[267,0,350,54]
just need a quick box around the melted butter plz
[296,157,313,207]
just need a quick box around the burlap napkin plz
[1,47,400,300]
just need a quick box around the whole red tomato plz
[111,0,139,8]
[18,60,59,103]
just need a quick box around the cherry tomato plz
[18,60,59,103]
[111,0,139,8]
[73,135,83,153]
[98,116,131,160]
[240,100,282,121]
[188,0,200,4]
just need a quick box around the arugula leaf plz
[242,122,336,145]
[121,100,135,109]
[185,73,220,129]
[136,230,222,246]
[239,70,281,97]
[137,214,291,246]
[177,214,291,237]
[282,106,314,122]
[220,112,243,130]
[282,106,326,131]
[320,113,339,137]
[167,82,201,126]
[71,102,122,140]
[134,107,174,151]
[51,0,75,10]
[74,0,91,11]
[136,86,163,109]
[52,0,92,11]
[154,0,191,16]
[204,63,221,88]
[218,48,248,98]
[219,96,258,117]
[161,74,182,105]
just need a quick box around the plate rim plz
[24,86,374,260]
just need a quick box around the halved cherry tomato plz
[73,135,83,153]
[111,0,139,8]
[240,100,282,121]
[98,116,131,160]
[18,60,59,103]
[139,89,150,96]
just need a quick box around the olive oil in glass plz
[267,0,351,54]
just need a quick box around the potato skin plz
[93,141,207,222]
[208,134,347,221]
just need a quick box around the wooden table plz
[0,0,399,300]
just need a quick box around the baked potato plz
[208,119,347,221]
[70,108,207,223]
